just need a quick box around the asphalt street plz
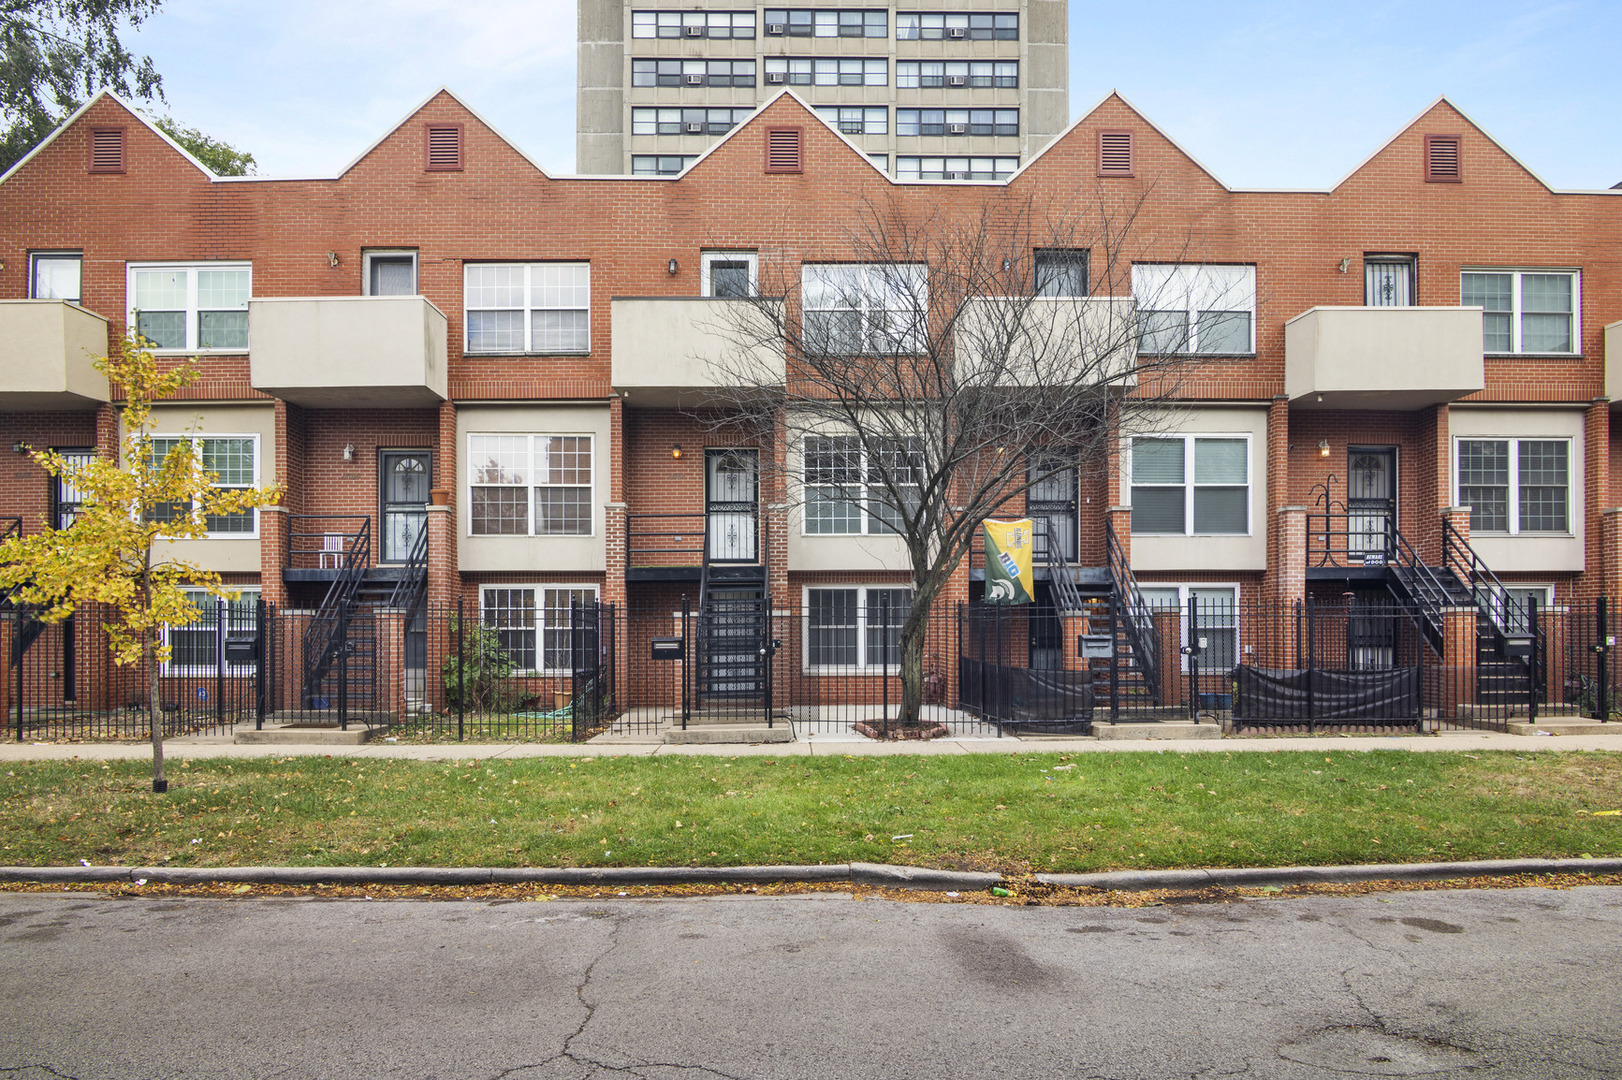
[3,885,1619,1079]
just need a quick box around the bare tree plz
[699,186,1231,728]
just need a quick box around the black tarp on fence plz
[959,656,1093,732]
[1233,665,1422,727]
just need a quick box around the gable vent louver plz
[1424,134,1461,183]
[89,127,125,173]
[1097,130,1133,177]
[425,124,464,171]
[765,127,802,173]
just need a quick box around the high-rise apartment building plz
[577,0,1068,177]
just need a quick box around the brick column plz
[1106,506,1131,565]
[1441,505,1471,573]
[374,606,407,720]
[259,507,289,610]
[1266,395,1290,591]
[1418,404,1452,566]
[1584,399,1609,601]
[1441,605,1478,719]
[1271,506,1307,668]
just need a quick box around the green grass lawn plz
[4,750,1621,874]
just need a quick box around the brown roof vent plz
[1097,130,1133,177]
[765,127,802,174]
[425,124,464,171]
[1424,134,1461,183]
[89,127,125,173]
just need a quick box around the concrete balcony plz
[955,296,1139,388]
[1285,307,1484,410]
[248,296,447,408]
[611,297,785,408]
[0,301,111,409]
[1606,320,1622,406]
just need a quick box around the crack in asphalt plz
[0,1065,86,1080]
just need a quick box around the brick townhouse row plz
[1,85,1619,718]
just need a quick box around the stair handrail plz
[385,522,429,617]
[1442,517,1520,640]
[1032,516,1084,614]
[1386,521,1459,629]
[302,517,371,702]
[0,516,24,611]
[1105,517,1160,703]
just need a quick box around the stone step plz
[236,722,384,745]
[1093,720,1222,741]
[663,724,794,744]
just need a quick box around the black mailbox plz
[1503,637,1534,661]
[651,637,684,661]
[224,636,259,666]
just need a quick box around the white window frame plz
[363,249,418,296]
[30,251,81,302]
[126,261,252,353]
[1459,268,1580,356]
[146,433,261,538]
[701,251,758,297]
[1128,434,1252,537]
[801,434,922,536]
[802,584,914,673]
[466,433,595,538]
[462,262,591,355]
[161,587,261,675]
[1453,436,1572,536]
[479,584,599,676]
[1475,583,1553,635]
[800,262,928,355]
[1131,263,1256,355]
[1136,583,1239,672]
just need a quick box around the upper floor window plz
[364,250,417,296]
[702,252,757,297]
[467,433,594,536]
[127,262,250,352]
[764,57,887,86]
[897,109,1018,137]
[801,263,927,355]
[815,106,888,136]
[1034,249,1089,297]
[896,156,1018,181]
[1130,435,1249,536]
[632,59,755,88]
[1461,269,1577,354]
[148,435,259,535]
[1132,264,1256,355]
[632,10,755,38]
[896,12,1018,39]
[633,107,753,137]
[896,61,1018,88]
[764,9,886,37]
[1364,255,1415,306]
[31,252,81,301]
[803,434,922,534]
[631,155,695,176]
[463,263,589,354]
[1457,438,1569,534]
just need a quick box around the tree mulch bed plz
[852,720,951,741]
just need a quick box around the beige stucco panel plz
[611,297,784,401]
[1605,321,1622,401]
[137,404,277,574]
[456,404,612,574]
[1449,406,1585,573]
[0,301,111,405]
[1121,405,1269,573]
[956,295,1137,388]
[1284,306,1484,407]
[248,297,447,404]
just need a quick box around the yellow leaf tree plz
[0,335,281,792]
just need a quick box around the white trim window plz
[30,251,81,301]
[163,588,260,674]
[702,251,758,297]
[463,262,590,355]
[1456,438,1569,534]
[805,585,913,671]
[803,434,921,535]
[1460,269,1578,354]
[815,106,888,137]
[1476,584,1553,634]
[364,250,418,296]
[1131,264,1256,355]
[1130,435,1249,535]
[1138,584,1238,672]
[467,433,594,536]
[481,585,598,674]
[801,263,927,355]
[127,261,251,352]
[896,156,1018,181]
[147,435,259,536]
[632,10,755,38]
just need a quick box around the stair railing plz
[385,522,429,618]
[0,516,24,611]
[1033,517,1085,614]
[302,517,371,704]
[1442,518,1520,641]
[1384,519,1461,642]
[1105,517,1160,704]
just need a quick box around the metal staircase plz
[0,517,46,664]
[693,515,770,709]
[1096,518,1162,708]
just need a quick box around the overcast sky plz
[127,0,1622,190]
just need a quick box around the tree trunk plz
[895,607,928,727]
[146,623,166,793]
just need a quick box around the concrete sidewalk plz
[1,727,1620,761]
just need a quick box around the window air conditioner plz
[947,26,967,38]
[947,75,966,86]
[685,122,706,133]
[948,123,967,134]
[684,24,704,36]
[766,22,785,33]
[766,71,786,83]
[945,171,967,180]
[685,73,705,85]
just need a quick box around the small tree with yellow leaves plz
[0,335,280,792]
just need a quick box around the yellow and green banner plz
[982,518,1034,604]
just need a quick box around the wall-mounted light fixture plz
[11,441,27,454]
[667,258,679,275]
[327,252,341,268]
[1001,258,1012,272]
[1318,440,1331,459]
[342,443,355,462]
[670,443,683,460]
[1337,257,1350,274]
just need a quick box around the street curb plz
[1035,857,1622,891]
[2,857,1619,892]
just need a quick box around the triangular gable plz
[0,89,220,185]
[1007,89,1233,190]
[1330,95,1553,194]
[334,86,551,181]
